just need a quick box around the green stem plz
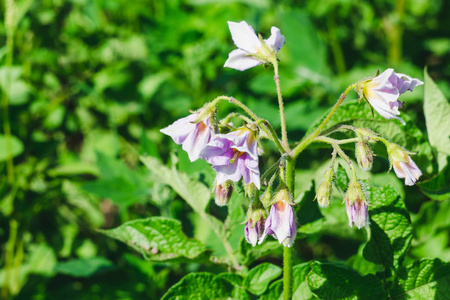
[283,156,295,300]
[314,136,353,166]
[2,0,15,184]
[291,84,355,159]
[319,124,357,137]
[262,120,286,154]
[2,219,18,299]
[283,245,293,300]
[260,157,281,183]
[213,96,285,154]
[272,60,290,152]
[314,136,358,145]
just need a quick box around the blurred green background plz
[1,0,449,299]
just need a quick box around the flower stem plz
[291,84,355,159]
[213,96,285,154]
[272,60,290,152]
[314,136,353,166]
[283,156,295,300]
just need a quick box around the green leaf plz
[0,134,24,161]
[363,185,412,272]
[335,163,349,192]
[161,272,236,300]
[25,244,57,277]
[282,10,328,73]
[54,257,114,278]
[82,153,149,207]
[391,259,450,299]
[238,238,282,266]
[307,261,386,299]
[99,217,208,262]
[0,66,31,105]
[424,69,450,170]
[216,273,251,300]
[418,158,450,200]
[261,263,315,300]
[244,263,282,295]
[140,155,211,214]
[296,181,324,234]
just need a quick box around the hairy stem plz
[283,245,293,300]
[291,84,355,159]
[213,96,285,154]
[272,61,290,152]
[282,156,295,300]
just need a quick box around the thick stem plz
[283,246,293,300]
[272,61,290,152]
[291,84,355,159]
[283,156,295,300]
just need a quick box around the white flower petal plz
[160,114,197,145]
[227,21,261,53]
[224,49,262,71]
[264,26,285,52]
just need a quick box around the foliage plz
[0,0,449,299]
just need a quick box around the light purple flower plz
[345,180,369,229]
[224,21,285,71]
[346,197,369,229]
[200,127,260,188]
[260,200,297,247]
[359,68,423,125]
[392,156,422,186]
[387,143,422,186]
[160,113,214,162]
[245,218,265,247]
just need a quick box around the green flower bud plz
[316,168,334,208]
[260,185,273,208]
[355,140,373,171]
[244,182,258,199]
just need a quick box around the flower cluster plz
[161,20,425,252]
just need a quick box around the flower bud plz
[244,182,258,199]
[355,140,373,171]
[244,201,267,247]
[260,185,297,247]
[356,128,379,140]
[316,168,334,208]
[260,185,273,208]
[344,176,369,229]
[214,181,233,206]
[386,143,422,186]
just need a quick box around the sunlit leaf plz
[161,272,239,300]
[363,185,412,272]
[307,261,386,299]
[54,257,114,278]
[424,69,450,171]
[391,259,450,299]
[244,263,282,295]
[0,134,24,161]
[99,217,209,262]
